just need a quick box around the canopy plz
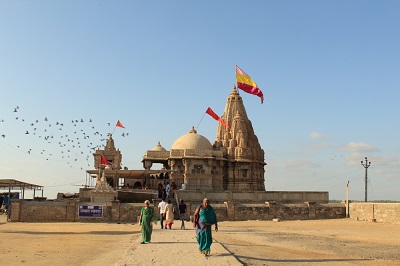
[0,179,43,190]
[86,169,174,179]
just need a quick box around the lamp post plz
[360,157,371,202]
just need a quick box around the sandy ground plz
[213,219,400,266]
[1,215,399,266]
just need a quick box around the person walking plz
[139,200,157,244]
[193,198,218,256]
[158,197,167,229]
[179,199,187,230]
[164,199,174,229]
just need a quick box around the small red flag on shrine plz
[100,155,114,166]
[206,107,230,129]
[116,120,125,128]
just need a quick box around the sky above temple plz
[1,1,399,200]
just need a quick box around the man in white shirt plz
[158,198,167,229]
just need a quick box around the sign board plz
[78,205,103,218]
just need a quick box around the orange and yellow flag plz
[235,65,264,103]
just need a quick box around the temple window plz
[192,165,205,174]
[242,169,248,178]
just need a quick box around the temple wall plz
[10,199,344,223]
[349,203,400,224]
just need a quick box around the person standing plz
[157,182,163,198]
[164,199,174,229]
[165,182,171,198]
[162,181,167,199]
[193,198,218,256]
[179,199,187,230]
[158,198,167,229]
[139,200,157,244]
[171,182,177,198]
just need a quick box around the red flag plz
[116,120,125,128]
[206,107,230,129]
[100,155,114,166]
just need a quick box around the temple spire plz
[215,86,266,191]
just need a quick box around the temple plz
[83,86,328,205]
[142,86,266,192]
[10,86,335,224]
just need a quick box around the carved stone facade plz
[143,86,266,192]
[214,86,266,191]
[93,134,122,170]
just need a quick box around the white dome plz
[171,126,213,150]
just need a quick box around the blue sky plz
[1,1,399,200]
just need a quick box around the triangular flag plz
[116,120,125,128]
[206,107,230,129]
[100,155,114,166]
[236,65,264,103]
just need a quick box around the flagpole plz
[196,112,206,131]
[235,65,240,96]
[111,125,117,135]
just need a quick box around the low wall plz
[176,190,329,203]
[349,203,400,224]
[10,199,345,223]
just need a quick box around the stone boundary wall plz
[176,190,329,203]
[349,203,400,224]
[10,199,345,223]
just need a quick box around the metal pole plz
[7,180,11,221]
[365,166,367,202]
[346,181,349,218]
[361,157,372,202]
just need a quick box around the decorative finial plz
[231,85,239,95]
[189,126,197,134]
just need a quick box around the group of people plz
[157,181,177,199]
[139,198,218,255]
[156,198,187,230]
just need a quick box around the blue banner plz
[78,205,103,218]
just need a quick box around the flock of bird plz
[0,106,128,171]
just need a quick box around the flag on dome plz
[205,107,230,129]
[116,120,125,128]
[235,65,264,103]
[100,155,114,166]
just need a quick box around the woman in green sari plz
[193,198,218,255]
[139,200,157,244]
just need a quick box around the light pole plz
[360,157,371,202]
